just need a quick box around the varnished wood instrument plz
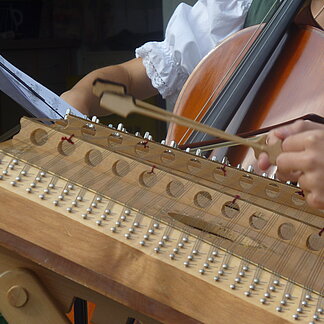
[166,0,324,168]
[0,114,323,323]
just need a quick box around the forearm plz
[61,58,157,116]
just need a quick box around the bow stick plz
[93,79,282,164]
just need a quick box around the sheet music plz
[0,55,87,120]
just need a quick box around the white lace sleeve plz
[136,0,252,106]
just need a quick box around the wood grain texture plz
[0,239,160,324]
[0,187,291,324]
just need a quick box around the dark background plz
[0,0,166,139]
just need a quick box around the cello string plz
[197,0,292,144]
[195,0,293,145]
[196,0,298,146]
[314,4,324,19]
[179,0,282,145]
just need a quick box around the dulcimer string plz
[178,114,324,153]
[168,172,322,293]
[274,214,310,276]
[1,117,200,222]
[299,249,323,294]
[314,4,324,19]
[172,194,322,294]
[2,116,322,295]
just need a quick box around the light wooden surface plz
[0,187,291,324]
[0,116,323,323]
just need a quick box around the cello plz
[166,0,324,169]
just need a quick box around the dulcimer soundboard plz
[0,114,323,324]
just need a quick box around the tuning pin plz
[185,147,191,153]
[247,165,254,173]
[161,139,166,145]
[236,163,243,170]
[211,156,218,162]
[286,181,292,185]
[117,123,124,131]
[221,156,229,165]
[143,132,150,139]
[64,108,71,119]
[195,149,202,156]
[148,134,153,141]
[108,124,114,128]
[262,172,268,177]
[135,132,142,137]
[91,116,99,124]
[170,140,178,148]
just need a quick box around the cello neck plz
[189,0,305,143]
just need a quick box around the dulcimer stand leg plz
[0,268,71,324]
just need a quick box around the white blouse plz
[136,0,253,107]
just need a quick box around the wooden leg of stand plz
[0,244,161,324]
[0,268,70,324]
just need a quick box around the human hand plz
[258,120,324,209]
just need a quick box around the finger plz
[275,152,310,180]
[281,132,307,152]
[274,120,324,140]
[266,129,281,145]
[306,191,324,209]
[258,152,271,170]
[276,169,301,183]
[282,129,324,153]
[298,172,324,193]
[296,172,324,209]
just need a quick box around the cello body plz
[167,23,324,167]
